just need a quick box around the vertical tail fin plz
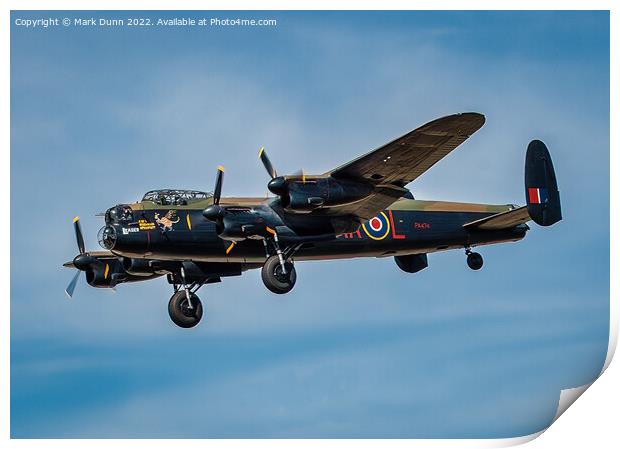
[525,140,562,226]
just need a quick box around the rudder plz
[525,140,562,226]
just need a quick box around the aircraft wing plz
[321,113,485,219]
[326,112,485,186]
[463,206,530,230]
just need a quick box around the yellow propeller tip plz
[217,165,225,172]
[73,216,80,223]
[258,146,264,157]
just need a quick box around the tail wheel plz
[467,252,484,270]
[168,290,203,328]
[261,255,297,294]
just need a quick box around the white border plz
[3,1,616,447]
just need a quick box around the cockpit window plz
[141,189,212,206]
[105,205,134,223]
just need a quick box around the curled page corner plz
[545,319,618,426]
[492,349,613,446]
[496,318,617,446]
[489,430,545,447]
[489,384,591,447]
[552,383,592,423]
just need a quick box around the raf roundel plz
[362,212,391,240]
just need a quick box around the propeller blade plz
[291,168,306,183]
[73,216,85,254]
[65,270,81,299]
[259,147,277,179]
[213,166,224,205]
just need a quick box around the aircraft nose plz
[105,204,134,224]
[98,225,117,250]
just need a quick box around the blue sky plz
[10,11,609,438]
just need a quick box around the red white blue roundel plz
[362,212,391,240]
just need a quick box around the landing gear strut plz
[466,248,484,271]
[168,290,203,328]
[168,274,206,328]
[261,230,298,294]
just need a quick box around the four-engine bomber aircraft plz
[64,113,562,328]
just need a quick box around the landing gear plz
[466,249,484,271]
[262,255,297,294]
[260,229,299,294]
[168,290,203,328]
[167,268,207,328]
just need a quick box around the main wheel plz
[261,255,297,294]
[467,252,484,270]
[168,290,204,328]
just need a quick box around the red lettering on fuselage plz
[338,230,362,239]
[388,210,406,239]
[414,222,431,230]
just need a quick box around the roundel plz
[362,212,391,240]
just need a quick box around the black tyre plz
[467,252,484,270]
[261,255,297,294]
[168,290,203,328]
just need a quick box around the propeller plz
[203,166,226,223]
[65,270,81,299]
[213,165,224,205]
[259,146,277,179]
[291,168,306,183]
[64,216,98,299]
[258,147,290,196]
[259,147,310,199]
[74,215,85,255]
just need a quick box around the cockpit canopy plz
[105,204,134,224]
[141,189,212,206]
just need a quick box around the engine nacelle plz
[122,258,157,276]
[121,257,181,276]
[206,204,286,242]
[82,257,163,288]
[218,208,269,241]
[85,258,127,288]
[274,177,373,212]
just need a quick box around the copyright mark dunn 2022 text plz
[14,17,278,29]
